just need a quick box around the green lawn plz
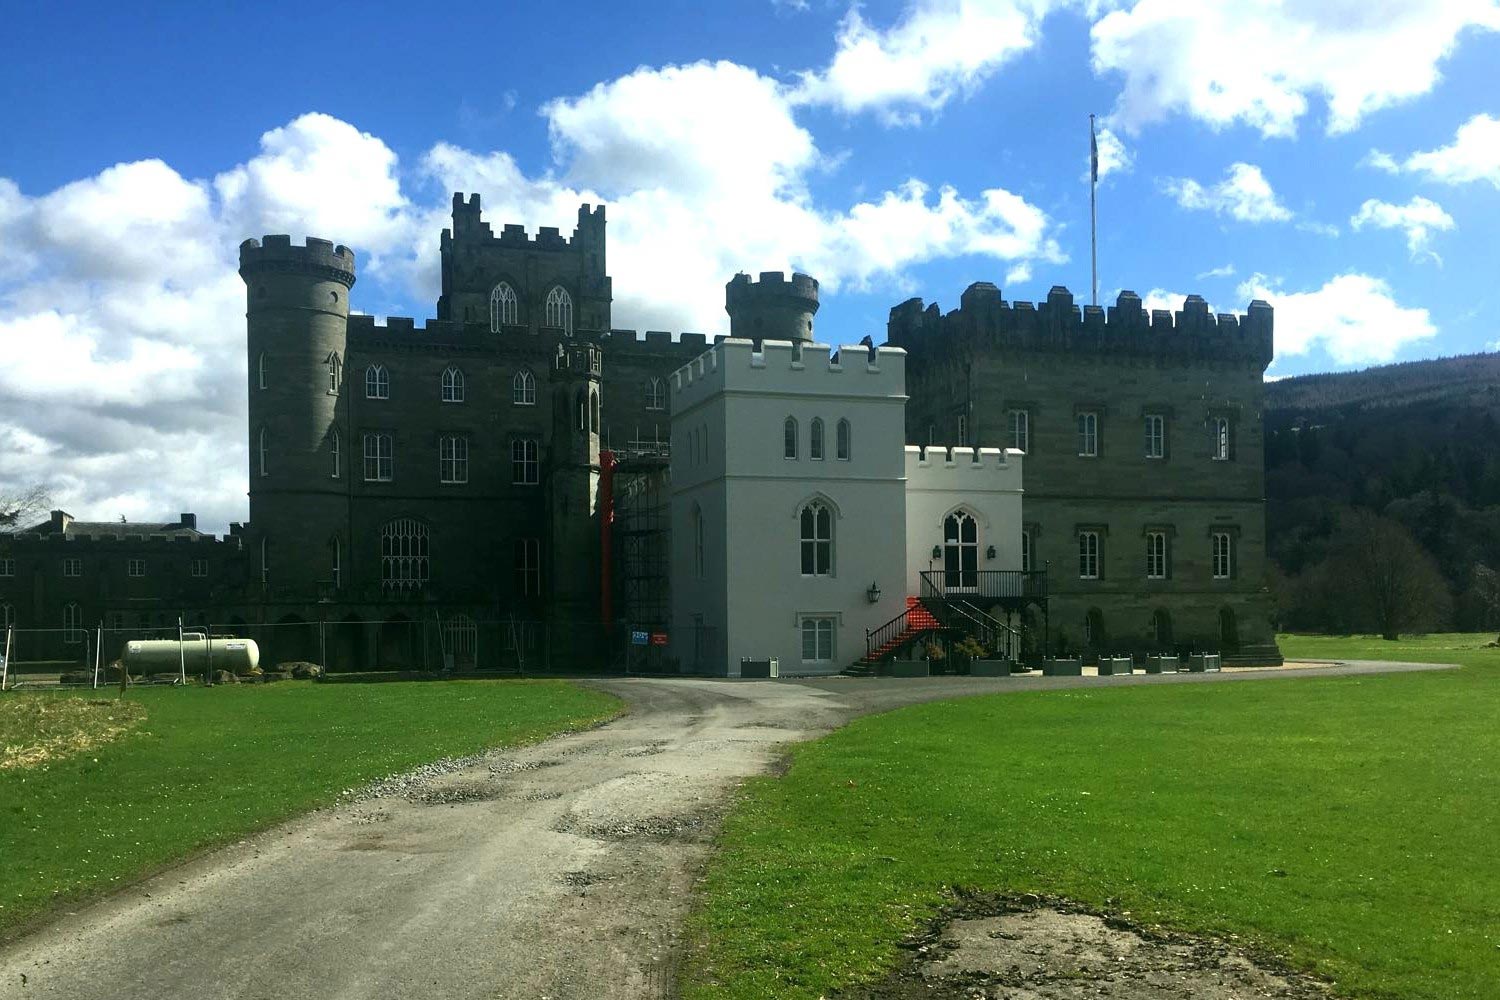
[684,633,1500,1000]
[0,679,620,938]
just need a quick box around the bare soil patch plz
[842,894,1331,1000]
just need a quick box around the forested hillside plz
[1265,352,1500,633]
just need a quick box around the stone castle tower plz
[724,271,820,344]
[239,235,356,594]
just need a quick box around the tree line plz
[1266,355,1500,638]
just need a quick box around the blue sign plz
[631,630,649,646]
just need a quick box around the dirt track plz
[0,662,1449,999]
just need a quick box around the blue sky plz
[2,1,1499,528]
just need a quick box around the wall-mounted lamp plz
[867,581,882,604]
[986,545,997,560]
[931,545,942,560]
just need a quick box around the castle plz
[0,193,1280,670]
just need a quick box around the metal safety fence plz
[0,616,689,689]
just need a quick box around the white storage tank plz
[122,633,260,675]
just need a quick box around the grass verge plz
[683,634,1499,1000]
[0,679,620,938]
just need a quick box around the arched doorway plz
[943,511,978,591]
[1219,607,1239,653]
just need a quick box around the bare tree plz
[1326,510,1451,640]
[0,484,51,532]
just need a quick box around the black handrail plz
[865,607,910,659]
[920,569,1047,602]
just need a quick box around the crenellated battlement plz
[725,270,820,302]
[239,235,356,288]
[904,444,1021,473]
[345,313,727,358]
[888,284,1273,369]
[444,191,606,251]
[671,338,906,413]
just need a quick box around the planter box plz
[1144,655,1175,674]
[1098,657,1133,676]
[1186,653,1222,673]
[1043,658,1082,676]
[970,659,1012,677]
[883,659,930,678]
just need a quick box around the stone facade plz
[0,194,1280,670]
[890,283,1281,664]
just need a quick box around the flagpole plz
[1089,113,1098,308]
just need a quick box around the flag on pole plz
[1090,115,1098,183]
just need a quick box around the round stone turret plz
[725,270,820,343]
[240,236,355,597]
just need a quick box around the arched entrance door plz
[943,511,978,591]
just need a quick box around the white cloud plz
[1092,125,1132,179]
[1092,0,1500,137]
[791,0,1058,123]
[214,113,414,276]
[1350,196,1455,259]
[1195,263,1235,280]
[427,60,1064,331]
[1238,272,1437,366]
[1141,288,1218,315]
[1,65,1066,530]
[1369,113,1500,188]
[1163,162,1292,222]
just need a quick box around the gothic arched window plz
[256,351,267,390]
[441,366,465,403]
[257,427,268,477]
[799,500,833,576]
[646,377,666,411]
[512,368,536,406]
[365,363,389,399]
[490,282,519,331]
[327,352,342,394]
[810,418,825,460]
[783,417,798,460]
[836,418,851,460]
[544,286,573,335]
[381,518,429,592]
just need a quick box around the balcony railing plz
[919,569,1048,603]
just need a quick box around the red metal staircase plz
[847,597,940,674]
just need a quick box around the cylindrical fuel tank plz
[121,635,260,675]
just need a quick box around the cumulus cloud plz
[1,62,1065,530]
[1350,196,1455,259]
[1092,125,1132,180]
[1195,263,1235,280]
[1368,113,1500,188]
[1141,288,1218,315]
[791,0,1058,123]
[1092,0,1500,137]
[425,60,1064,332]
[1162,162,1292,223]
[1238,272,1437,366]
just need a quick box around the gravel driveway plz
[0,661,1448,999]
